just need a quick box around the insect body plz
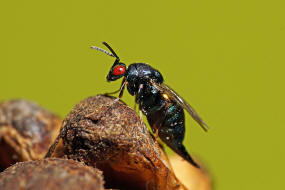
[91,42,209,168]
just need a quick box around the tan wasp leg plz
[139,110,144,127]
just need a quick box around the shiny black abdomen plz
[142,93,198,166]
[147,98,185,142]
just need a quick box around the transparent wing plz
[150,80,210,132]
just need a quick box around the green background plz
[0,0,284,189]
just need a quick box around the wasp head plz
[106,60,126,82]
[91,42,127,82]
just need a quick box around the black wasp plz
[91,42,209,168]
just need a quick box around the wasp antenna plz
[102,42,120,59]
[90,45,116,58]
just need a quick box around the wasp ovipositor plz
[91,42,209,168]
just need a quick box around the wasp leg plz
[105,79,127,110]
[104,88,120,96]
[135,84,144,104]
[104,78,126,97]
[155,129,159,142]
[118,78,127,98]
[139,110,144,127]
[86,79,126,120]
[136,84,145,125]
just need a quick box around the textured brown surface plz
[47,95,186,190]
[0,100,61,169]
[0,158,104,190]
[169,155,212,190]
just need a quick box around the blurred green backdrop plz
[0,0,284,189]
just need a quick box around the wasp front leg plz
[86,78,127,120]
[107,78,127,107]
[104,78,126,99]
[117,78,127,99]
[135,84,145,126]
[135,84,144,105]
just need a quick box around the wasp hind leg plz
[139,110,145,128]
[155,129,160,143]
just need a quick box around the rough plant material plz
[0,100,61,169]
[47,95,186,190]
[169,155,212,190]
[0,158,104,190]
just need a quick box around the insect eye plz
[113,65,126,76]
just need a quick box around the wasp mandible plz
[91,42,209,168]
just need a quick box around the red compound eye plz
[113,65,126,76]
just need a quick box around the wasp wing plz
[150,80,209,132]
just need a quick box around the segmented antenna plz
[90,42,119,60]
[90,45,115,58]
[102,42,119,59]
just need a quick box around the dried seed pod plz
[0,158,104,190]
[47,95,186,190]
[169,155,212,190]
[0,100,61,169]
